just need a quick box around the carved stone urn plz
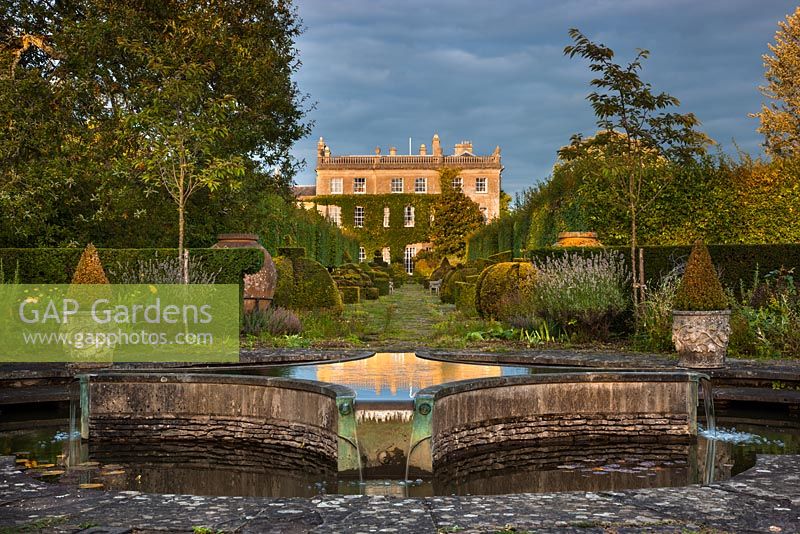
[672,310,731,368]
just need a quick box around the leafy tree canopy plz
[0,0,310,247]
[430,167,484,258]
[754,6,800,158]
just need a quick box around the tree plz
[564,29,711,311]
[0,0,310,249]
[118,14,249,281]
[753,7,800,158]
[430,167,484,258]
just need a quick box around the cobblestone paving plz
[2,455,799,532]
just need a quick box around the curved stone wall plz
[413,372,702,467]
[81,373,356,469]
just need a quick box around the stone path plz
[1,455,799,532]
[345,283,451,348]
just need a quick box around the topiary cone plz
[71,243,109,284]
[673,241,727,311]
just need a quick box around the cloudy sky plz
[289,0,797,197]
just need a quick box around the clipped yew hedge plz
[528,244,800,294]
[440,267,478,304]
[0,248,263,286]
[273,253,343,313]
[475,261,536,319]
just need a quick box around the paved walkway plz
[1,455,799,532]
[344,283,451,348]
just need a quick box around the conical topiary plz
[71,243,109,284]
[673,241,727,311]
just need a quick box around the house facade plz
[295,133,502,273]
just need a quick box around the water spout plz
[700,377,716,436]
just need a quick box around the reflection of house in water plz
[315,353,502,397]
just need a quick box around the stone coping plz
[1,455,799,532]
[0,349,374,381]
[84,372,357,400]
[418,349,800,382]
[416,370,706,401]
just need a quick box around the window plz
[414,177,427,193]
[359,247,366,263]
[354,206,364,227]
[382,247,391,264]
[480,206,488,223]
[330,178,343,195]
[452,176,463,191]
[475,177,487,193]
[383,207,390,228]
[391,177,403,193]
[404,246,416,275]
[328,205,341,226]
[404,205,415,227]
[354,177,366,194]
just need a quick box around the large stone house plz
[294,133,502,273]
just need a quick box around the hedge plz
[0,248,263,286]
[527,244,800,294]
[475,261,536,319]
[254,206,360,268]
[339,286,361,304]
[273,255,343,313]
[454,282,477,316]
[440,267,478,304]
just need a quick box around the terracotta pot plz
[212,234,277,312]
[672,310,731,368]
[554,231,602,247]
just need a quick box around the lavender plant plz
[108,254,219,284]
[531,250,630,340]
[636,265,683,351]
[242,306,303,337]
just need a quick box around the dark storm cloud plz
[290,0,798,196]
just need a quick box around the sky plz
[289,0,798,198]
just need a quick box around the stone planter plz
[672,310,731,368]
[553,231,602,247]
[212,234,277,313]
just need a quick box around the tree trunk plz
[630,207,639,315]
[178,198,187,284]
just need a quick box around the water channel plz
[2,353,798,498]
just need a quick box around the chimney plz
[432,134,442,156]
[419,144,427,156]
[389,147,397,156]
[454,140,473,155]
[317,137,326,158]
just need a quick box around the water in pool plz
[3,353,797,497]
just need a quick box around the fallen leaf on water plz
[102,464,124,470]
[40,470,65,476]
[79,461,100,467]
[79,483,104,489]
[101,470,125,476]
[34,463,55,469]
